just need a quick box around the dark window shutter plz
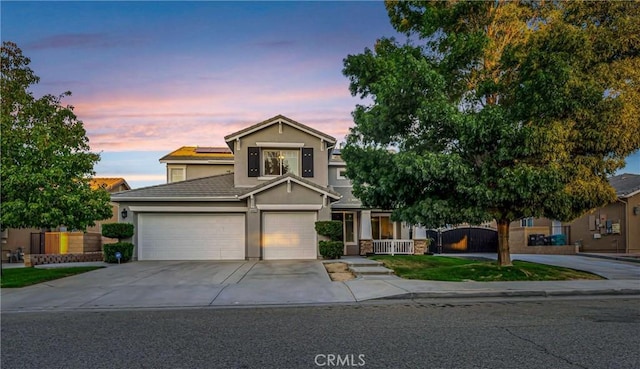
[248,147,260,177]
[302,148,314,177]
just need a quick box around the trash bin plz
[528,234,545,246]
[550,234,566,246]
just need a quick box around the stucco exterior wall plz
[166,163,233,182]
[233,123,330,188]
[186,164,233,180]
[254,182,327,205]
[328,165,351,187]
[626,193,640,253]
[510,217,554,229]
[570,201,627,253]
[246,210,261,260]
[1,227,37,261]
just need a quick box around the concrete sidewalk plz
[1,255,639,312]
[340,254,640,300]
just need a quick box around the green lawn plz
[0,266,103,288]
[370,255,604,281]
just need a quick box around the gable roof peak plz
[223,115,336,147]
[238,172,341,200]
[90,177,131,192]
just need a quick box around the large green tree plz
[342,1,640,265]
[1,41,112,230]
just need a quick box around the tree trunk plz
[496,219,512,266]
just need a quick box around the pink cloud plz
[72,79,358,152]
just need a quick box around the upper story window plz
[169,167,185,183]
[337,168,347,180]
[263,149,299,176]
[521,217,534,227]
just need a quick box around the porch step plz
[345,261,384,268]
[349,266,395,275]
[339,257,384,268]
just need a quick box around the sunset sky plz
[2,1,638,189]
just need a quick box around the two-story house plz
[111,115,425,261]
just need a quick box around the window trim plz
[336,167,347,180]
[520,217,534,227]
[332,211,357,245]
[371,214,394,240]
[261,148,300,177]
[169,166,186,183]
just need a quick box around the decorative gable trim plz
[255,142,305,148]
[238,174,341,200]
[224,115,336,146]
[256,204,323,211]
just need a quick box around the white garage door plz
[262,212,317,260]
[138,213,245,260]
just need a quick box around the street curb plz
[373,289,640,300]
[577,253,640,264]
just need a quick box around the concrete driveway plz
[0,260,356,311]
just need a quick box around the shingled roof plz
[330,186,362,209]
[111,172,342,202]
[111,173,245,201]
[609,173,640,198]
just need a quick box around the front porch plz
[372,239,414,255]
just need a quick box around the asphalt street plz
[2,296,639,369]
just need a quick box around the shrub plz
[103,242,134,263]
[315,221,343,241]
[102,223,134,241]
[319,240,344,259]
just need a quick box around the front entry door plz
[332,212,358,255]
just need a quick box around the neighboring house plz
[88,178,132,243]
[508,173,640,254]
[1,177,130,262]
[569,173,640,253]
[111,115,426,261]
[160,146,234,183]
[508,217,575,255]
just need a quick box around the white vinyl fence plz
[373,240,414,255]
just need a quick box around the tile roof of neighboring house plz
[90,178,131,192]
[110,173,244,201]
[224,115,337,146]
[330,186,362,209]
[110,172,341,202]
[609,173,640,198]
[159,146,234,162]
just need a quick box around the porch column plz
[413,225,428,255]
[359,210,372,255]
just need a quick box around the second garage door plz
[138,213,245,260]
[262,212,317,260]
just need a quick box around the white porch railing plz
[373,239,414,255]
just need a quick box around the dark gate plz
[30,232,45,254]
[427,227,498,254]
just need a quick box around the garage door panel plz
[263,212,317,260]
[139,213,245,260]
